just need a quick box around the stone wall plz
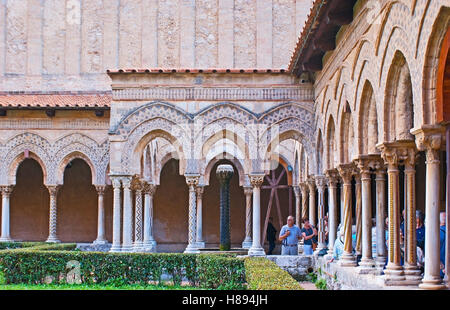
[0,0,313,92]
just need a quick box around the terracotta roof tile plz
[106,68,287,74]
[0,93,112,108]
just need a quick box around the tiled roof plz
[0,93,111,108]
[107,68,288,74]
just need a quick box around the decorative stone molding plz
[377,141,417,169]
[249,174,264,188]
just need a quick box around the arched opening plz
[326,116,336,170]
[359,81,379,155]
[153,159,189,252]
[340,102,355,163]
[10,159,49,241]
[202,159,246,248]
[58,159,107,243]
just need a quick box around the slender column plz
[378,143,407,284]
[45,185,60,243]
[133,182,144,252]
[374,163,387,269]
[337,164,356,266]
[93,185,107,245]
[340,178,345,224]
[121,177,133,252]
[184,175,200,254]
[325,170,339,259]
[0,186,14,242]
[110,177,122,252]
[403,149,422,284]
[248,174,266,256]
[356,157,376,272]
[196,186,205,248]
[217,165,234,251]
[307,177,316,226]
[300,182,309,221]
[143,183,157,252]
[413,128,446,289]
[242,186,253,249]
[354,172,362,256]
[293,186,301,227]
[315,176,327,253]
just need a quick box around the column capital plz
[216,164,234,185]
[293,185,300,197]
[325,169,339,187]
[354,155,384,178]
[143,182,157,196]
[0,185,14,196]
[411,126,445,164]
[132,179,144,192]
[337,163,354,184]
[185,175,200,189]
[243,186,253,196]
[249,174,265,188]
[111,177,122,189]
[121,176,133,189]
[377,141,417,169]
[306,176,315,191]
[299,182,309,195]
[94,185,107,195]
[196,185,205,195]
[315,175,326,190]
[46,185,60,196]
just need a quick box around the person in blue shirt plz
[416,210,425,252]
[279,216,302,255]
[300,218,317,255]
[439,212,446,279]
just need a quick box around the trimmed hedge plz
[197,254,246,289]
[244,257,303,290]
[0,242,48,251]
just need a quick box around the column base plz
[142,240,157,253]
[339,253,357,267]
[356,258,376,274]
[242,239,252,249]
[383,265,406,285]
[184,243,200,254]
[45,237,60,243]
[93,239,108,245]
[403,265,422,285]
[121,245,133,252]
[248,246,266,257]
[196,241,206,249]
[132,241,144,252]
[109,244,122,253]
[419,277,447,290]
[0,237,13,242]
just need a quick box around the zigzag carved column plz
[46,185,60,243]
[133,181,144,252]
[337,164,356,267]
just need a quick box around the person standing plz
[279,216,302,255]
[301,218,317,255]
[440,212,446,279]
[267,217,277,255]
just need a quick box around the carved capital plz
[299,182,309,196]
[293,185,300,197]
[307,176,315,191]
[325,169,339,187]
[0,185,14,197]
[185,175,200,190]
[315,175,326,191]
[216,164,234,185]
[121,177,132,189]
[337,163,354,185]
[249,174,265,188]
[196,185,205,196]
[111,177,122,190]
[95,185,106,195]
[46,185,60,196]
[377,141,416,169]
[412,126,444,165]
[143,183,157,196]
[243,186,253,196]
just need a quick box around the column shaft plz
[122,177,133,252]
[375,168,387,268]
[143,183,157,252]
[196,186,205,248]
[93,185,107,245]
[0,186,13,242]
[248,175,265,256]
[325,170,338,258]
[46,185,60,243]
[242,187,253,249]
[110,178,122,252]
[133,185,143,252]
[184,176,199,254]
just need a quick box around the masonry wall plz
[0,0,313,92]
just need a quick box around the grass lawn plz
[0,283,203,290]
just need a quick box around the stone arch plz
[359,80,379,155]
[202,153,247,187]
[339,101,356,164]
[56,151,97,186]
[7,151,48,186]
[316,129,324,174]
[384,51,414,142]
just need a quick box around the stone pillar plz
[133,181,144,252]
[337,164,356,266]
[413,127,446,289]
[248,174,266,256]
[300,182,309,221]
[121,177,133,252]
[0,186,14,242]
[93,185,107,245]
[196,186,205,248]
[374,163,387,269]
[378,142,410,284]
[355,156,377,272]
[354,172,362,256]
[184,175,200,254]
[293,186,301,227]
[110,177,122,252]
[315,176,327,253]
[46,185,60,243]
[217,165,234,251]
[143,183,157,252]
[403,149,422,284]
[242,186,253,249]
[325,170,339,259]
[307,177,316,226]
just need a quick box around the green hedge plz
[197,254,246,289]
[244,257,303,290]
[0,242,48,251]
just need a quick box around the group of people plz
[267,211,447,279]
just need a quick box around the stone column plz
[403,149,422,284]
[217,165,234,251]
[293,186,301,227]
[300,182,309,221]
[0,186,14,242]
[143,183,157,252]
[356,156,377,272]
[133,181,144,252]
[325,170,339,259]
[248,174,266,256]
[354,171,362,256]
[307,177,316,226]
[110,177,122,252]
[242,186,253,249]
[337,164,356,266]
[196,186,205,248]
[378,142,409,284]
[413,127,446,289]
[315,176,327,253]
[184,175,200,254]
[121,177,133,252]
[374,162,387,269]
[46,185,60,243]
[93,185,107,245]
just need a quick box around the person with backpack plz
[301,218,317,255]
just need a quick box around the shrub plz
[244,257,303,290]
[0,242,47,251]
[197,254,246,290]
